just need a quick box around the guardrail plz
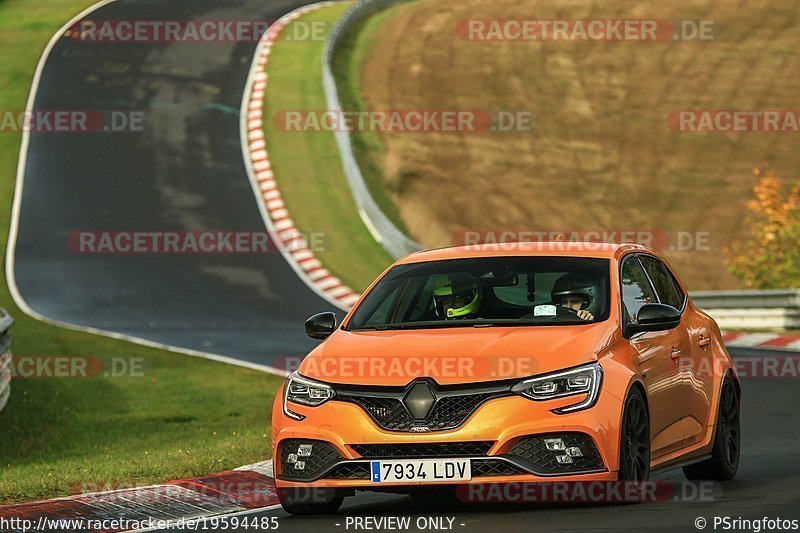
[322,0,422,260]
[691,290,800,330]
[0,309,14,414]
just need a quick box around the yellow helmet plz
[432,276,482,319]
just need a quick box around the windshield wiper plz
[353,320,555,331]
[353,322,466,331]
[352,324,424,331]
[471,320,550,327]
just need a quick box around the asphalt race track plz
[11,0,337,368]
[158,349,800,532]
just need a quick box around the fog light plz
[544,438,566,451]
[555,455,574,464]
[294,460,306,470]
[286,453,298,464]
[297,444,313,457]
[565,447,583,457]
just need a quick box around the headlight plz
[283,371,335,420]
[512,363,602,414]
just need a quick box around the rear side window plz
[639,256,684,310]
[620,256,656,323]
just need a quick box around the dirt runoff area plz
[349,0,800,289]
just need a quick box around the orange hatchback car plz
[272,242,741,514]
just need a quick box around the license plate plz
[370,459,471,484]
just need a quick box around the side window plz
[620,257,656,323]
[639,256,684,310]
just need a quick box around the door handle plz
[698,337,711,349]
[670,347,682,360]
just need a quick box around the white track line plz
[3,0,287,376]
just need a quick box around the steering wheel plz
[555,305,581,318]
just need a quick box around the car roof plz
[395,241,650,264]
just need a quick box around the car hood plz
[298,323,617,386]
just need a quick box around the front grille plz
[343,393,499,432]
[327,462,371,479]
[351,441,494,458]
[471,459,526,477]
[425,394,499,431]
[337,380,512,433]
[279,439,342,480]
[350,397,410,431]
[508,433,605,475]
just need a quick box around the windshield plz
[347,257,611,331]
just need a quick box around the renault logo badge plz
[403,381,436,420]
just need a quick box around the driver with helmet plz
[551,273,598,321]
[432,276,483,319]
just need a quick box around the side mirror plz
[305,312,337,340]
[627,303,681,337]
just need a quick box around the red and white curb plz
[722,331,800,351]
[0,461,278,532]
[243,2,361,310]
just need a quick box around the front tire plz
[277,487,344,515]
[683,378,740,481]
[618,386,651,481]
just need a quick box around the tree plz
[725,167,800,289]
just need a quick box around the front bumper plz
[272,387,624,489]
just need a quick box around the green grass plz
[329,5,412,234]
[263,4,393,291]
[0,341,281,504]
[0,0,282,504]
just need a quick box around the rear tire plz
[618,386,651,482]
[277,487,344,515]
[683,378,740,481]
